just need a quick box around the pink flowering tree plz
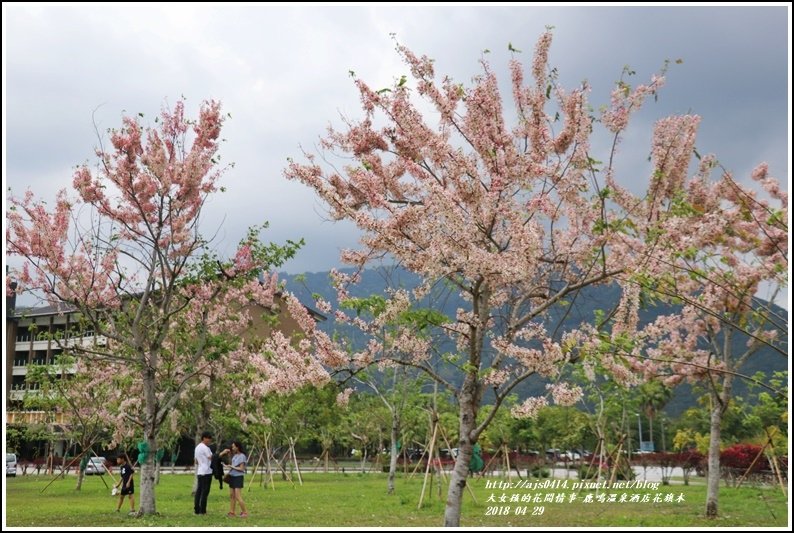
[7,100,331,515]
[333,293,443,493]
[590,153,787,517]
[283,31,692,526]
[24,356,116,490]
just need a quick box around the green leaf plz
[461,361,479,375]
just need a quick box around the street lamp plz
[635,413,643,451]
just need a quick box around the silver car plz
[6,453,17,477]
[85,456,107,475]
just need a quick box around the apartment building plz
[5,288,323,460]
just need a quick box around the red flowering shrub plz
[720,444,768,472]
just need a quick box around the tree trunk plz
[444,374,479,527]
[377,431,384,473]
[280,451,289,480]
[705,377,731,518]
[138,434,157,515]
[387,409,400,495]
[138,370,159,515]
[75,469,85,490]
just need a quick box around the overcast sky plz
[3,5,790,299]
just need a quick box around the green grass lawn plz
[4,472,788,527]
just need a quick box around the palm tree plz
[637,382,673,450]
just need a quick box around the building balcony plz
[65,335,107,348]
[8,390,29,401]
[15,334,107,351]
[6,411,66,425]
[12,364,77,376]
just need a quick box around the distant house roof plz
[274,291,326,322]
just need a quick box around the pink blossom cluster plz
[336,388,354,408]
[511,396,548,419]
[547,382,583,406]
[601,74,665,134]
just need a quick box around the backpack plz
[210,453,225,489]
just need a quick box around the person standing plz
[114,455,136,515]
[219,441,249,518]
[193,431,213,515]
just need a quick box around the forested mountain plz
[282,267,787,415]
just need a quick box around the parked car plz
[405,448,424,461]
[85,456,107,475]
[441,448,459,458]
[6,453,17,477]
[545,448,561,459]
[560,451,582,461]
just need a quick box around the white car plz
[85,456,107,475]
[6,453,17,477]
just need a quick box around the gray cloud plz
[4,5,789,285]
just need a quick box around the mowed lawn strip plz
[4,473,787,527]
